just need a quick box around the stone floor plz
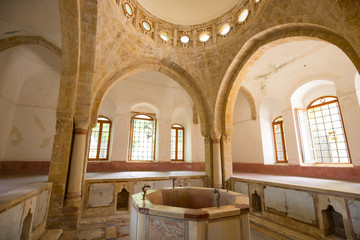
[251,229,275,240]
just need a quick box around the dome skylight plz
[124,3,133,16]
[180,35,190,44]
[141,20,152,32]
[238,9,249,23]
[219,23,231,35]
[199,32,211,42]
[159,31,170,41]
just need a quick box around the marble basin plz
[130,187,250,240]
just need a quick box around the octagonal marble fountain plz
[130,187,250,240]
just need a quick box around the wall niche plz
[322,205,346,239]
[117,188,129,211]
[20,209,32,240]
[251,190,262,212]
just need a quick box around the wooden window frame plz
[128,112,157,161]
[88,116,112,161]
[305,96,351,164]
[171,124,185,161]
[272,117,287,163]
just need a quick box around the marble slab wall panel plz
[87,183,115,207]
[130,203,138,240]
[133,180,172,194]
[33,189,49,230]
[348,199,360,239]
[189,178,204,187]
[264,186,316,224]
[234,181,249,195]
[208,217,240,240]
[0,202,24,240]
[154,180,172,189]
[133,181,156,194]
[148,215,184,240]
[285,189,316,224]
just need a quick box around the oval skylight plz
[219,24,231,35]
[124,3,133,16]
[159,31,170,41]
[141,20,151,31]
[199,32,211,42]
[180,35,190,44]
[238,9,249,23]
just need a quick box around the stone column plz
[212,138,222,188]
[221,135,233,182]
[64,127,87,207]
[204,136,213,187]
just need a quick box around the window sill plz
[127,160,156,163]
[171,160,185,162]
[301,163,353,168]
[275,162,289,166]
[88,159,111,162]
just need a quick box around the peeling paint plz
[34,116,46,133]
[10,127,23,146]
[39,137,51,148]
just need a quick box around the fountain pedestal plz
[130,187,250,240]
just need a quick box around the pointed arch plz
[217,23,360,137]
[0,35,61,57]
[90,57,211,137]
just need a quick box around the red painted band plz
[74,128,87,135]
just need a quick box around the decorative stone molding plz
[74,128,88,135]
[213,139,221,144]
[221,135,231,144]
[0,35,61,57]
[193,104,199,124]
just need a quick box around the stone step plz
[37,229,63,240]
[250,214,318,240]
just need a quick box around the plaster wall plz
[232,39,360,167]
[94,72,205,164]
[0,45,60,163]
[232,92,262,164]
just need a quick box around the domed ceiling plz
[137,0,239,25]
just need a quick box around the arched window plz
[297,96,350,164]
[129,113,156,161]
[171,124,184,161]
[272,117,287,163]
[89,116,112,160]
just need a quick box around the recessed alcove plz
[322,205,346,239]
[251,191,262,212]
[20,209,32,240]
[117,188,130,211]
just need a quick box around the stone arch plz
[0,35,61,57]
[91,58,211,137]
[239,86,256,121]
[217,23,360,137]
